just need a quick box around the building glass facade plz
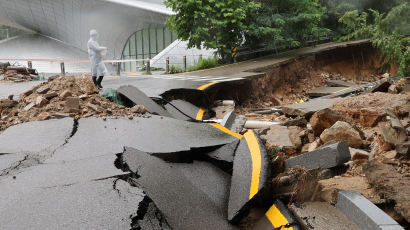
[121,27,177,71]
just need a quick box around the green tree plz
[245,0,329,49]
[339,3,410,77]
[165,0,260,60]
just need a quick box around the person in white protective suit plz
[87,29,108,89]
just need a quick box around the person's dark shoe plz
[92,76,98,86]
[97,76,104,89]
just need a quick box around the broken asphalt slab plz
[0,118,74,155]
[121,147,237,230]
[45,116,238,164]
[308,87,350,97]
[282,98,342,118]
[0,178,170,230]
[289,202,360,230]
[336,190,404,230]
[285,142,351,170]
[164,99,205,121]
[254,200,300,230]
[228,130,271,223]
[117,85,172,117]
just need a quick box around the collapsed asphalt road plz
[0,95,266,230]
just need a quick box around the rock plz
[396,141,410,159]
[23,102,35,112]
[131,105,147,114]
[261,125,300,153]
[36,85,50,94]
[87,102,100,112]
[35,96,48,107]
[349,148,370,161]
[310,108,344,135]
[38,112,51,120]
[44,92,58,100]
[288,127,302,150]
[281,117,307,127]
[379,120,407,145]
[388,84,398,94]
[8,94,14,100]
[359,108,386,127]
[65,97,80,113]
[285,142,350,170]
[0,99,17,108]
[22,89,33,97]
[60,90,72,99]
[369,78,391,93]
[54,113,70,118]
[308,139,320,152]
[363,161,410,222]
[320,121,362,148]
[79,94,88,100]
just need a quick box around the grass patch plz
[168,57,220,74]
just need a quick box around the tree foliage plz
[245,0,329,49]
[165,0,260,59]
[339,3,410,77]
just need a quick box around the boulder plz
[379,119,407,145]
[60,90,72,99]
[359,108,386,127]
[396,141,410,159]
[310,108,344,135]
[261,125,301,153]
[320,121,362,148]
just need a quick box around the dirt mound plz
[332,92,409,126]
[0,75,146,132]
[2,66,37,82]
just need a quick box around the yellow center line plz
[210,123,243,139]
[244,130,262,200]
[126,72,139,76]
[196,108,205,120]
[197,81,218,90]
[333,87,351,94]
[266,205,293,230]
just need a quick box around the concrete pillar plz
[60,62,65,76]
[146,59,151,73]
[183,56,187,71]
[27,61,32,69]
[166,57,169,73]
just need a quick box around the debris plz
[65,97,80,113]
[220,110,236,128]
[350,148,370,161]
[363,161,410,222]
[118,85,172,117]
[378,119,407,145]
[289,202,360,230]
[44,92,58,100]
[35,96,48,107]
[2,66,36,82]
[332,92,408,126]
[23,102,35,112]
[285,142,350,170]
[228,130,271,223]
[368,78,391,93]
[60,90,72,99]
[280,117,307,127]
[219,111,248,133]
[388,84,399,94]
[326,80,358,87]
[308,86,349,97]
[261,125,301,154]
[336,190,404,230]
[282,98,342,118]
[320,121,362,148]
[0,99,17,108]
[396,141,410,159]
[254,200,300,230]
[310,108,345,135]
[130,105,147,114]
[36,85,50,94]
[317,176,381,205]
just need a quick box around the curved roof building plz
[0,0,215,73]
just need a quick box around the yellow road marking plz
[197,82,217,90]
[196,108,205,120]
[266,205,293,230]
[244,130,262,200]
[332,87,351,94]
[210,123,243,139]
[126,72,139,76]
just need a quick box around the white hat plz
[90,29,98,36]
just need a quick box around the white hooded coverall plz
[87,35,107,76]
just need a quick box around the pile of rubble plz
[209,76,409,228]
[0,75,147,132]
[1,65,38,82]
